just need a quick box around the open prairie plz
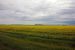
[0,25,75,50]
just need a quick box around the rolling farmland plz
[0,25,75,50]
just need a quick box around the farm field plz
[0,25,75,50]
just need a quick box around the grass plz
[0,25,75,50]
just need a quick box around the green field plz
[0,25,75,50]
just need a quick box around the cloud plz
[0,0,75,24]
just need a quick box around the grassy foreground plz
[0,25,75,50]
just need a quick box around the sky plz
[0,0,75,25]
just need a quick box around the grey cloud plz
[0,0,75,24]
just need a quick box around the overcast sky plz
[0,0,75,25]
